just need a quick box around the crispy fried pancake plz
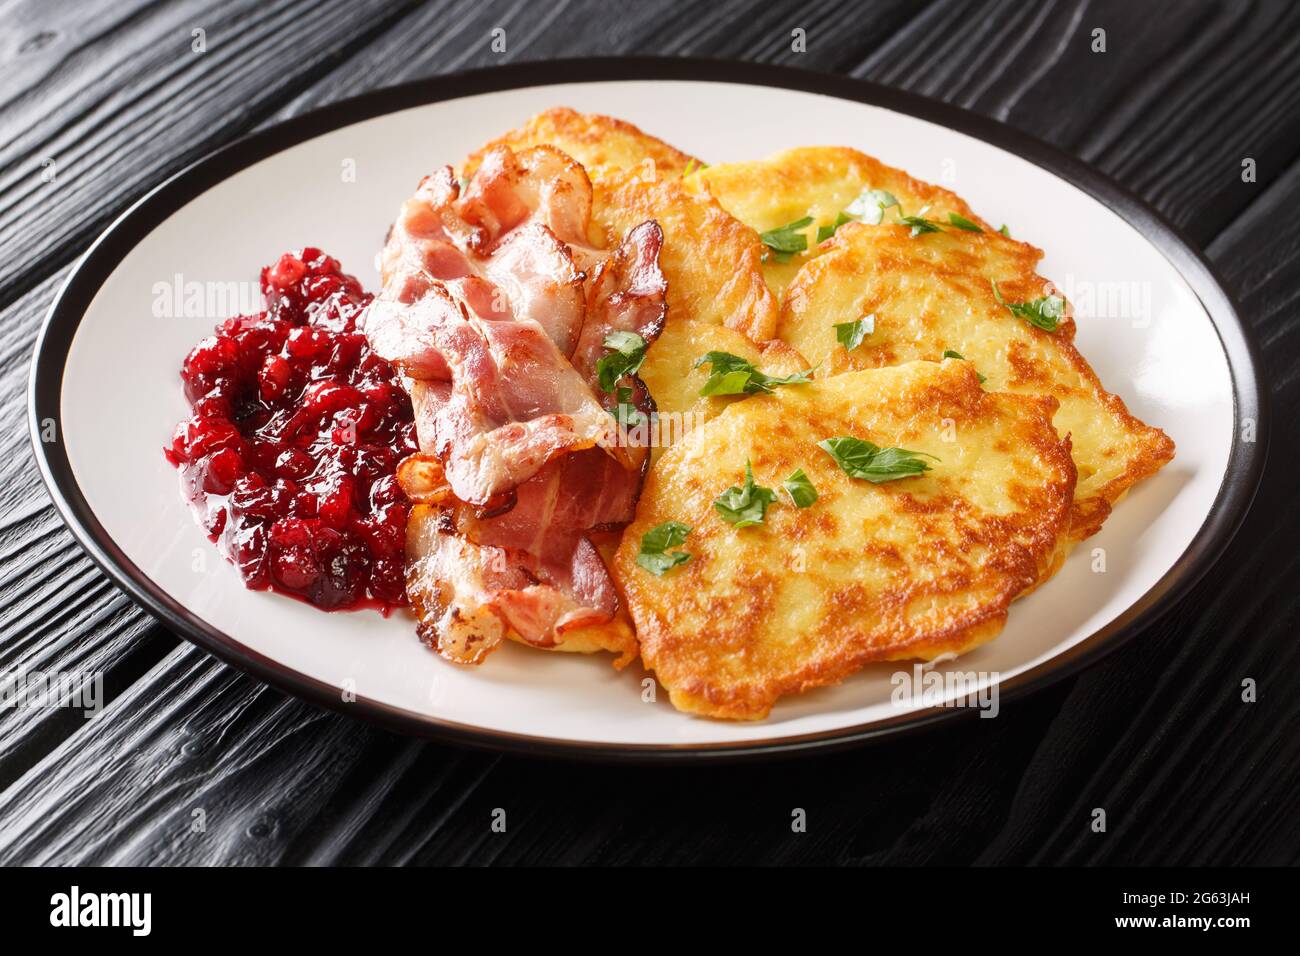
[462,116,797,439]
[590,170,780,340]
[695,146,991,299]
[780,223,1175,537]
[464,114,779,341]
[637,319,808,462]
[614,360,1076,720]
[462,107,699,182]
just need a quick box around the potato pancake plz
[779,223,1174,537]
[590,170,780,341]
[637,319,808,461]
[694,145,990,299]
[460,114,797,446]
[463,113,779,341]
[613,360,1076,720]
[461,106,699,182]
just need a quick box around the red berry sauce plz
[165,248,416,611]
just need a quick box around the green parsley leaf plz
[700,368,753,395]
[694,351,814,396]
[642,520,690,552]
[834,315,875,352]
[817,436,937,483]
[609,385,646,427]
[609,402,645,428]
[782,469,818,508]
[595,331,648,392]
[682,157,708,177]
[898,213,942,237]
[998,224,1011,237]
[636,521,692,576]
[947,213,983,232]
[759,216,813,263]
[844,189,900,225]
[991,280,1063,332]
[817,212,853,243]
[941,349,986,384]
[714,461,778,528]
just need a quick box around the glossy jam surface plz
[166,249,415,611]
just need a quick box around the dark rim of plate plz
[28,57,1269,763]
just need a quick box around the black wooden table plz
[1,0,1296,866]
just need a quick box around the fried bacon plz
[364,145,665,665]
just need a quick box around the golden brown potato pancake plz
[461,115,796,448]
[461,106,699,182]
[463,113,779,342]
[694,145,991,299]
[614,360,1076,720]
[590,170,780,341]
[779,223,1175,537]
[637,319,808,462]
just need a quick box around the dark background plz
[1,0,1296,865]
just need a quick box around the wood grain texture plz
[854,0,1300,245]
[0,273,174,787]
[0,0,421,306]
[0,0,1295,865]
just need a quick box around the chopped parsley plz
[595,331,648,392]
[998,224,1011,237]
[947,213,983,232]
[834,315,875,351]
[714,461,778,528]
[991,280,1064,332]
[608,386,646,428]
[636,521,692,576]
[782,469,818,508]
[817,212,853,243]
[942,349,986,384]
[817,436,937,483]
[759,216,813,263]
[844,188,900,225]
[824,191,960,240]
[694,351,814,396]
[898,208,943,237]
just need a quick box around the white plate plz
[30,60,1265,759]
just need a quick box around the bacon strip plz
[365,145,666,664]
[406,507,617,664]
[399,293,629,506]
[572,220,668,477]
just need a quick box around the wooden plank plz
[0,272,176,783]
[854,0,1300,245]
[273,0,926,118]
[0,635,1076,865]
[0,0,423,309]
[0,641,511,866]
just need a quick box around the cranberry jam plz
[165,248,416,611]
